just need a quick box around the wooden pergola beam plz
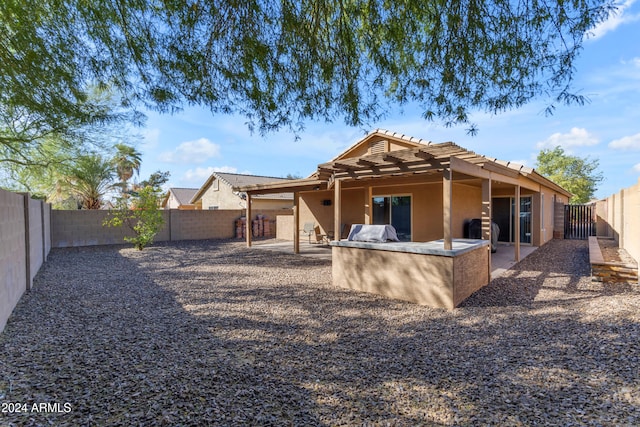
[333,161,357,170]
[382,153,405,163]
[415,150,434,160]
[331,162,448,180]
[357,158,378,166]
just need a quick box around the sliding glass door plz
[372,195,411,241]
[492,196,532,244]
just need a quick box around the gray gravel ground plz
[1,239,638,426]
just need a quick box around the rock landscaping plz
[1,239,639,426]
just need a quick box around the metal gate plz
[564,204,596,239]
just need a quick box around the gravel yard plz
[1,239,639,426]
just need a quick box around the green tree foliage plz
[104,181,167,250]
[61,154,115,210]
[1,85,142,207]
[536,146,603,203]
[0,0,616,137]
[112,143,142,192]
[138,170,171,189]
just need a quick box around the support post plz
[514,186,520,262]
[293,192,300,254]
[364,186,372,225]
[482,178,492,279]
[443,168,453,250]
[334,178,342,241]
[246,193,252,247]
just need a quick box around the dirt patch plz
[598,238,638,267]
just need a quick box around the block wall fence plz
[1,189,51,333]
[1,188,292,333]
[50,208,292,247]
[4,180,638,333]
[595,178,640,265]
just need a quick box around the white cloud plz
[536,127,600,151]
[634,163,640,173]
[622,57,640,68]
[588,0,640,40]
[608,132,640,150]
[158,138,221,164]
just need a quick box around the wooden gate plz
[564,204,596,240]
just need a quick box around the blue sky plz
[138,1,640,200]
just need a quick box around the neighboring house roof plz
[239,129,572,198]
[190,172,294,204]
[162,187,199,208]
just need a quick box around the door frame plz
[371,193,413,241]
[492,195,533,245]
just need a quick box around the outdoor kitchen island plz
[330,238,490,309]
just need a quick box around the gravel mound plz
[1,239,638,426]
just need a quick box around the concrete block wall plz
[169,209,240,240]
[51,208,292,248]
[276,215,294,240]
[1,189,51,333]
[596,178,640,267]
[52,210,142,247]
[28,197,44,287]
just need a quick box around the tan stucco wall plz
[166,193,181,209]
[596,178,640,266]
[297,181,483,242]
[251,199,294,210]
[332,245,489,309]
[276,215,294,240]
[299,190,336,236]
[200,182,246,209]
[199,181,293,211]
[452,246,490,307]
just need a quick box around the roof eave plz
[240,178,328,194]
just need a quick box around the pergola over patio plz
[240,139,568,262]
[239,130,571,308]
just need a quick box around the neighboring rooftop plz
[191,172,294,203]
[167,188,199,205]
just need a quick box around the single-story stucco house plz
[239,129,572,309]
[190,172,294,210]
[162,187,199,210]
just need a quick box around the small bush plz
[104,186,164,250]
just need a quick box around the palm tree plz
[64,154,115,209]
[112,143,142,192]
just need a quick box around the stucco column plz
[246,193,252,247]
[364,186,372,225]
[514,185,520,261]
[293,192,300,254]
[443,168,453,250]
[482,178,492,279]
[334,178,342,241]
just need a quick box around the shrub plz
[104,186,164,250]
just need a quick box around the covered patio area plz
[239,130,570,308]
